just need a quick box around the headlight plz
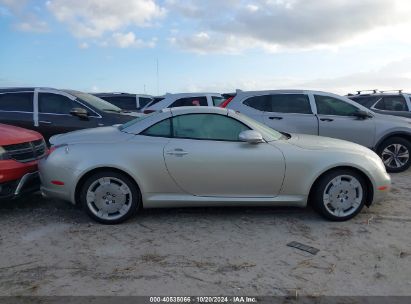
[48,144,69,155]
[0,146,10,160]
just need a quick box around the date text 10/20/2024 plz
[149,297,258,303]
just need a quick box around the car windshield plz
[119,112,157,130]
[144,97,165,108]
[65,91,123,113]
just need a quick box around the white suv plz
[223,89,411,173]
[142,93,225,114]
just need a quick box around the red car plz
[0,124,47,200]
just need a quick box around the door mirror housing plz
[70,108,89,120]
[353,110,373,119]
[239,130,264,144]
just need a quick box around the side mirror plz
[70,108,89,120]
[353,110,372,119]
[239,130,264,144]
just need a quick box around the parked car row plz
[138,92,225,114]
[93,92,153,111]
[2,86,407,224]
[0,87,138,141]
[222,89,411,173]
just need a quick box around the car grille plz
[3,139,47,163]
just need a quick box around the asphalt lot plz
[0,171,410,296]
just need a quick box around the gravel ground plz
[0,172,410,297]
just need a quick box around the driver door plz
[314,94,375,148]
[163,113,285,197]
[37,91,100,141]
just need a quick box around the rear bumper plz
[0,171,40,201]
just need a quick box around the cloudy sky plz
[1,0,411,95]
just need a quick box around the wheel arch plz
[308,166,374,207]
[374,132,411,151]
[73,166,142,206]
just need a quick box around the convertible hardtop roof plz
[165,106,229,116]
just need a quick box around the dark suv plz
[93,92,152,112]
[347,90,411,118]
[0,87,136,142]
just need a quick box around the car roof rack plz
[380,90,403,94]
[355,89,378,95]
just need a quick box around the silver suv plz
[347,90,411,119]
[224,89,411,173]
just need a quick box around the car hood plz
[286,133,372,154]
[103,112,137,124]
[373,112,411,123]
[50,126,132,146]
[0,123,43,145]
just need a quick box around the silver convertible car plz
[39,107,391,224]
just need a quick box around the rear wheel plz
[377,137,411,173]
[311,169,367,221]
[79,171,141,224]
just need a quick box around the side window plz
[315,95,359,116]
[375,96,409,111]
[350,96,379,108]
[39,93,80,114]
[268,94,312,114]
[0,92,33,112]
[212,96,226,106]
[102,97,136,110]
[243,95,269,111]
[141,118,172,137]
[172,114,250,141]
[139,97,152,109]
[170,97,208,107]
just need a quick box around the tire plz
[79,171,141,224]
[311,169,367,221]
[377,137,411,173]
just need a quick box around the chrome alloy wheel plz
[323,175,363,218]
[381,144,410,169]
[86,177,133,221]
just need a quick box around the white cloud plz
[46,0,166,38]
[169,32,279,54]
[79,42,89,49]
[177,58,411,96]
[0,0,28,11]
[14,14,49,32]
[167,0,411,53]
[0,0,49,33]
[111,32,157,48]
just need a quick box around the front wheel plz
[79,171,141,224]
[311,169,367,221]
[377,137,411,173]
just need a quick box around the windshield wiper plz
[102,109,121,113]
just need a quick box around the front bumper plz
[373,171,391,204]
[0,171,41,201]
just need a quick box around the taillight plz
[144,109,156,114]
[219,96,234,108]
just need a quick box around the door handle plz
[166,149,188,156]
[269,116,283,120]
[320,118,334,122]
[39,121,52,124]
